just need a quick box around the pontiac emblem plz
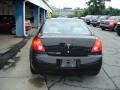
[66,43,71,49]
[66,44,71,54]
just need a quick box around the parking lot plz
[0,25,119,90]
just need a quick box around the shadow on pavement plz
[29,75,45,88]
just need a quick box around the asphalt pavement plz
[0,26,120,90]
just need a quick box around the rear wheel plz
[90,61,102,76]
[91,68,101,75]
[101,27,105,31]
[93,24,97,27]
[30,65,39,74]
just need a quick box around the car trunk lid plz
[40,35,96,56]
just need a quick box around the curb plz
[0,36,31,69]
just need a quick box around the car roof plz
[46,18,83,22]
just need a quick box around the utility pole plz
[59,5,61,16]
[59,0,61,16]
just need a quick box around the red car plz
[0,15,15,34]
[0,15,32,34]
[100,16,120,31]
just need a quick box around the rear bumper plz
[30,54,102,73]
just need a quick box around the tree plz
[82,0,120,16]
[86,0,105,15]
[105,7,120,16]
[74,8,82,17]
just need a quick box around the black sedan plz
[30,18,102,75]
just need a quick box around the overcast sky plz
[48,0,120,9]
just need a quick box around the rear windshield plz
[92,16,99,19]
[99,16,109,19]
[42,19,91,35]
[85,15,92,19]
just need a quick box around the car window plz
[108,16,115,20]
[85,15,92,19]
[109,16,120,20]
[99,16,108,19]
[116,16,120,20]
[42,19,91,35]
[92,16,99,19]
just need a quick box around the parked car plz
[91,15,100,27]
[0,15,15,34]
[30,18,102,75]
[0,15,32,34]
[100,16,120,31]
[115,22,120,36]
[92,15,110,27]
[84,15,93,25]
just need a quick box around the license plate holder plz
[60,59,76,69]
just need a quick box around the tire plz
[116,29,120,36]
[93,24,97,27]
[86,22,90,25]
[91,68,101,76]
[90,61,102,76]
[30,65,39,74]
[101,27,105,31]
[88,23,90,25]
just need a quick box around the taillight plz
[32,37,45,53]
[91,38,102,54]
